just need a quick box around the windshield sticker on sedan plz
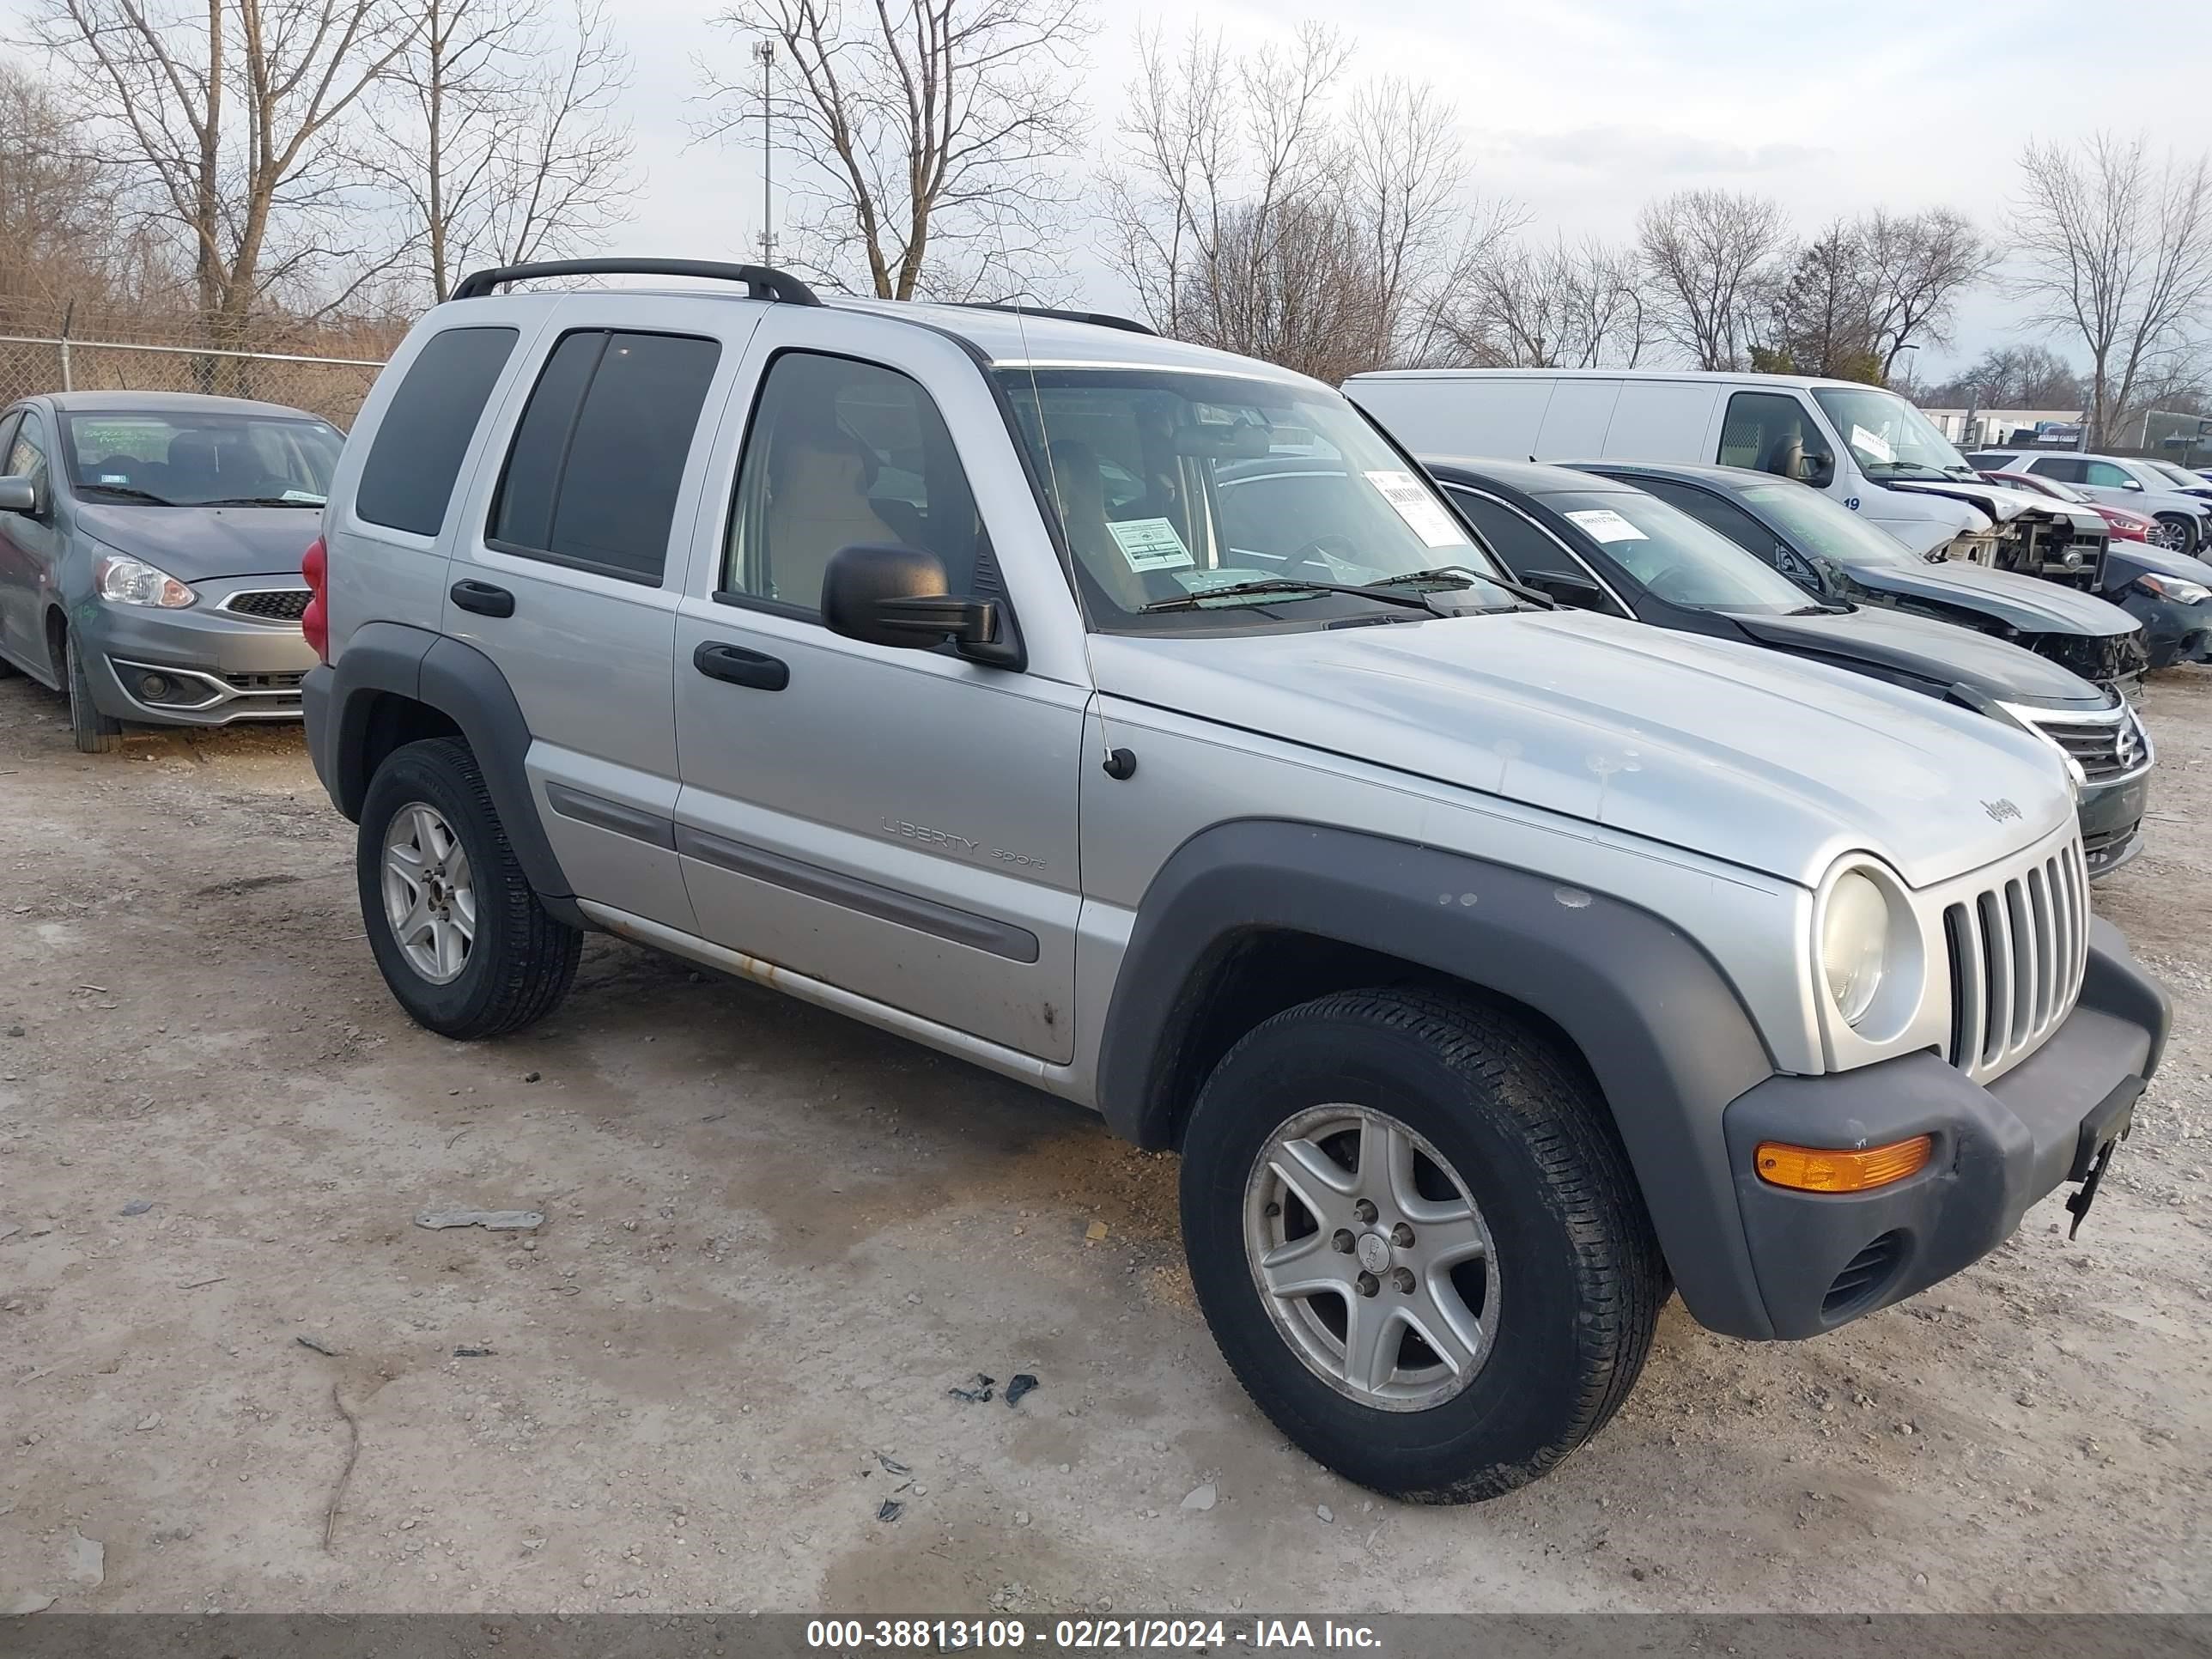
[1565,508,1648,544]
[1108,517,1195,572]
[281,489,327,504]
[1851,424,1895,464]
[1364,470,1469,548]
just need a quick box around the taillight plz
[301,536,329,662]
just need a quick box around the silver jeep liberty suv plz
[301,258,2168,1501]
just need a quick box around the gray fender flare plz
[313,621,576,912]
[1094,820,1782,1339]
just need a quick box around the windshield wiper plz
[1139,578,1447,617]
[1376,565,1556,610]
[75,483,174,506]
[198,495,324,507]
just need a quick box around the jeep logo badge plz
[1984,798,2022,823]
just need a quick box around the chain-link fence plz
[0,331,387,428]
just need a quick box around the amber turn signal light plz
[1754,1134,1933,1194]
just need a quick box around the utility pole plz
[755,38,775,265]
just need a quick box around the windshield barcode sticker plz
[1564,507,1647,544]
[1364,471,1468,548]
[1108,517,1195,572]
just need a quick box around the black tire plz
[1179,988,1667,1503]
[357,736,580,1039]
[64,627,123,754]
[2155,513,2200,557]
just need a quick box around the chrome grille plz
[219,588,311,622]
[1942,837,2089,1081]
[2028,707,2148,783]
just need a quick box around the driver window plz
[2083,460,2134,489]
[1718,392,1816,477]
[725,351,978,613]
[1445,487,1620,613]
[6,411,47,484]
[1641,478,1810,579]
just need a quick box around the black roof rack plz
[955,302,1156,337]
[450,258,820,305]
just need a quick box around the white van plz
[1345,368,2074,570]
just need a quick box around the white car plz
[1967,449,2212,557]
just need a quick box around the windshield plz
[1810,386,1974,482]
[1540,488,1823,613]
[994,368,1513,630]
[58,410,341,507]
[2147,459,2208,489]
[1735,480,1923,567]
[1990,470,2087,504]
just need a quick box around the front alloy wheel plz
[1244,1103,1499,1412]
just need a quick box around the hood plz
[2104,542,2212,589]
[70,501,319,582]
[1735,605,2109,708]
[1845,554,2140,636]
[1886,477,2039,527]
[1091,611,2074,890]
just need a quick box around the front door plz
[0,410,58,675]
[670,312,1085,1062]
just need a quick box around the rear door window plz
[490,330,723,584]
[356,325,518,536]
[2028,456,2085,483]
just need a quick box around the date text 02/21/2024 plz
[805,1619,1383,1650]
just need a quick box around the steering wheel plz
[1643,564,1706,605]
[1288,535,1359,577]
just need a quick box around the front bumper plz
[1716,917,2167,1340]
[2077,768,2150,878]
[2116,589,2212,670]
[78,577,316,726]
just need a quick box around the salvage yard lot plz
[0,669,2206,1617]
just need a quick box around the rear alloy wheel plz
[63,627,123,754]
[358,737,580,1038]
[2154,513,2199,556]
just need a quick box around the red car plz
[1985,469,2161,542]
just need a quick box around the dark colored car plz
[0,391,338,751]
[1410,459,2153,877]
[1983,470,2212,668]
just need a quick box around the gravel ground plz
[0,665,2206,1618]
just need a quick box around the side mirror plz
[1802,451,1836,489]
[1528,568,1607,610]
[0,476,36,514]
[821,544,1012,663]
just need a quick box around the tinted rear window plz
[489,330,722,583]
[356,326,518,536]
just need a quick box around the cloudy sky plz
[607,0,2212,378]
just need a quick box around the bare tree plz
[1916,343,2084,410]
[1104,23,1474,375]
[0,64,114,312]
[33,0,419,344]
[1859,207,1989,378]
[1636,187,1788,370]
[1429,234,1650,368]
[2012,133,2212,447]
[1763,222,1879,380]
[367,0,635,301]
[697,0,1094,301]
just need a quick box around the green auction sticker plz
[1107,517,1195,572]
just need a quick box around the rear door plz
[443,299,764,933]
[667,307,1085,1062]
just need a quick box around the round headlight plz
[1821,872,1889,1026]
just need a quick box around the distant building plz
[1920,407,2084,450]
